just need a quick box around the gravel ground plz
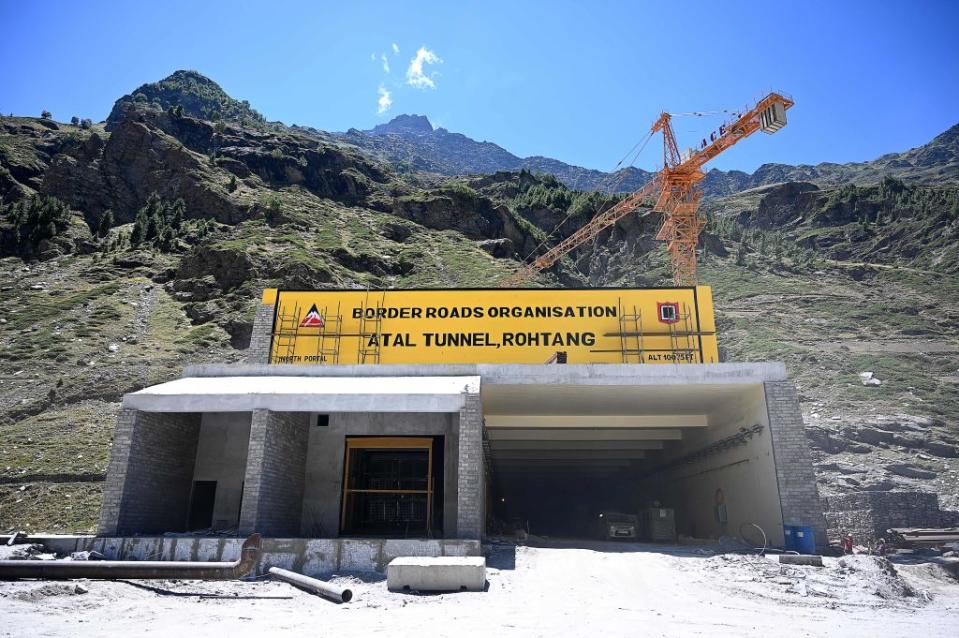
[1,542,957,637]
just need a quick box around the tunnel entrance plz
[481,383,786,545]
[488,463,645,539]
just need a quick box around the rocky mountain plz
[339,113,958,196]
[106,70,267,130]
[98,71,959,197]
[0,71,957,533]
[335,114,656,193]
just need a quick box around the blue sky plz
[1,0,957,173]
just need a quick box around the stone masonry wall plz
[456,391,484,539]
[239,410,310,536]
[764,381,829,549]
[246,302,275,363]
[823,491,943,542]
[98,410,201,535]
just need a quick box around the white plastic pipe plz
[268,566,353,603]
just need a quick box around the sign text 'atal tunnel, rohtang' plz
[264,287,718,365]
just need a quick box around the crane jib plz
[501,92,793,287]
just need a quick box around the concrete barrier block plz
[387,556,486,592]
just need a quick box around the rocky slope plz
[0,71,957,533]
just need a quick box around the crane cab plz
[760,101,787,134]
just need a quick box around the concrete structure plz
[96,292,828,553]
[25,535,480,577]
[387,556,487,592]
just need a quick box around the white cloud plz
[381,53,390,73]
[405,46,442,89]
[370,52,376,61]
[377,85,392,115]
[392,43,400,55]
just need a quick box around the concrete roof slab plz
[123,376,480,413]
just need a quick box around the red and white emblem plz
[300,304,325,328]
[657,302,680,324]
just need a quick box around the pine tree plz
[146,213,161,241]
[736,239,749,266]
[160,226,175,252]
[143,192,163,219]
[130,213,147,245]
[97,209,114,238]
[170,199,185,230]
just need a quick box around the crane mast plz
[501,92,794,287]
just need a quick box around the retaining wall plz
[823,491,944,542]
[29,536,481,577]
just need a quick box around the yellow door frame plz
[340,437,434,536]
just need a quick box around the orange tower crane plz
[501,92,794,287]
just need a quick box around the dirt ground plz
[1,541,957,638]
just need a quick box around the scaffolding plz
[592,298,706,364]
[617,299,646,364]
[311,302,343,365]
[667,302,699,364]
[270,301,344,364]
[270,301,301,364]
[356,299,383,364]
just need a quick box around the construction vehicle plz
[500,93,794,287]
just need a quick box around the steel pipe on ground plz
[268,566,353,603]
[0,534,261,580]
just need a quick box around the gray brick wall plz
[98,410,201,535]
[456,391,484,540]
[823,491,943,542]
[246,302,275,363]
[239,410,310,536]
[764,381,829,550]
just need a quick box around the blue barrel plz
[783,525,797,552]
[784,524,816,554]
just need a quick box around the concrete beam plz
[486,428,682,441]
[492,458,633,467]
[183,362,788,386]
[484,415,707,429]
[489,450,647,460]
[488,440,664,451]
[491,468,622,477]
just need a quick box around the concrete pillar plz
[239,410,310,536]
[456,391,484,539]
[764,381,829,550]
[97,410,201,536]
[246,301,276,363]
[98,409,137,536]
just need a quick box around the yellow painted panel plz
[268,287,719,365]
[261,288,278,305]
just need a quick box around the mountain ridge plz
[347,113,959,196]
[89,70,959,198]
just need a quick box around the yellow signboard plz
[264,287,718,365]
